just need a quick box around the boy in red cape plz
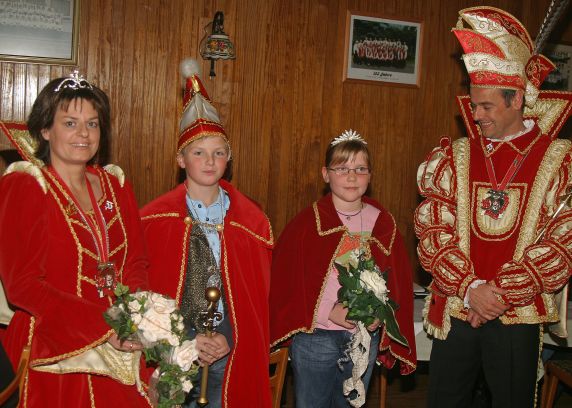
[140,59,273,407]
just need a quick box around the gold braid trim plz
[88,375,95,408]
[30,329,113,366]
[20,317,35,406]
[228,220,274,246]
[220,236,233,407]
[141,212,181,220]
[109,241,126,258]
[311,234,346,330]
[514,139,571,259]
[452,138,471,256]
[101,170,128,283]
[271,328,310,348]
[175,223,191,304]
[107,213,119,229]
[378,329,417,372]
[525,97,570,136]
[45,181,86,297]
[313,202,346,236]
[368,212,397,256]
[422,294,452,340]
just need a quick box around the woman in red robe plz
[0,74,150,406]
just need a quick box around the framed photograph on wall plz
[0,0,80,65]
[343,11,423,87]
[541,43,572,91]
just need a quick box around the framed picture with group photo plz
[541,43,572,91]
[343,11,423,87]
[0,0,80,65]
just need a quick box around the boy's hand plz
[196,332,230,365]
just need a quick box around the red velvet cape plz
[0,166,149,407]
[269,193,416,374]
[140,180,273,407]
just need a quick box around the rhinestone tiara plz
[54,70,93,92]
[330,129,367,146]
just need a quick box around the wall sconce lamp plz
[199,11,236,78]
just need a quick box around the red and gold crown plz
[452,6,555,107]
[177,58,229,153]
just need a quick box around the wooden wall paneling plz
[0,63,14,121]
[1,0,571,283]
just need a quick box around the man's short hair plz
[501,89,517,107]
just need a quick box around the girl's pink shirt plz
[315,203,380,331]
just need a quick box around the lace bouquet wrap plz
[335,249,408,407]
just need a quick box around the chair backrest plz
[0,345,30,405]
[269,347,288,408]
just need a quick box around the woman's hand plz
[195,332,230,366]
[107,333,143,352]
[328,303,356,329]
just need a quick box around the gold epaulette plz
[4,161,47,193]
[103,164,125,187]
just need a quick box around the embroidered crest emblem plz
[481,189,509,219]
[104,200,114,211]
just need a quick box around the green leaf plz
[114,283,130,297]
[378,303,408,347]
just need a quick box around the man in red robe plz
[415,7,572,407]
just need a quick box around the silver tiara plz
[54,70,93,92]
[330,129,367,146]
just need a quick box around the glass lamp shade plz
[199,11,235,77]
[200,33,236,61]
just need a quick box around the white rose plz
[138,310,179,346]
[172,339,199,372]
[148,293,177,315]
[181,378,193,393]
[360,270,388,301]
[131,312,143,325]
[128,299,141,313]
[105,305,123,320]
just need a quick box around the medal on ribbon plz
[481,189,509,219]
[96,261,118,297]
[49,168,116,297]
[481,150,527,219]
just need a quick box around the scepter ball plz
[205,287,221,303]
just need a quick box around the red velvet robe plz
[140,180,273,408]
[269,193,416,375]
[416,94,572,338]
[0,165,150,407]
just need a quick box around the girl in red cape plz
[270,130,416,408]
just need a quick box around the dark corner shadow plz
[0,150,22,167]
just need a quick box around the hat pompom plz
[180,58,201,83]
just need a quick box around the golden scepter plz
[196,287,222,407]
[534,187,572,244]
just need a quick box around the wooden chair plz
[269,347,289,408]
[0,345,30,405]
[379,365,388,408]
[541,359,572,408]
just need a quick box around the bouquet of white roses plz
[335,248,408,346]
[334,249,408,407]
[104,283,199,408]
